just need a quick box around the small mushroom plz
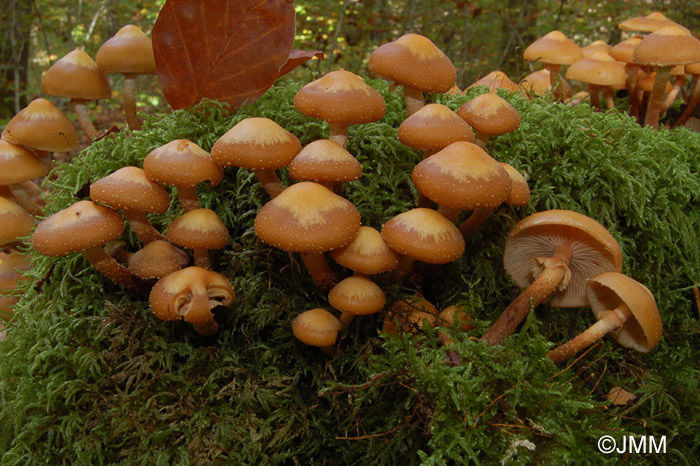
[481,210,623,345]
[523,31,583,101]
[1,98,79,154]
[0,196,35,247]
[548,272,662,363]
[397,103,474,158]
[90,166,170,244]
[128,240,189,280]
[328,275,386,329]
[211,117,301,198]
[564,52,626,110]
[143,139,223,212]
[31,200,137,288]
[166,208,229,269]
[150,266,235,336]
[0,140,47,215]
[456,93,521,146]
[468,71,519,93]
[288,139,362,193]
[382,296,438,336]
[292,308,342,354]
[330,226,399,276]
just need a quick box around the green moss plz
[0,80,698,464]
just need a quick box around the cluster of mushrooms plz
[0,18,668,364]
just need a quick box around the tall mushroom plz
[254,181,361,290]
[96,25,156,130]
[481,210,623,345]
[31,200,137,288]
[150,266,235,336]
[210,117,301,198]
[90,166,170,244]
[548,272,662,363]
[609,36,644,119]
[143,139,223,212]
[369,34,456,116]
[41,49,111,140]
[523,31,583,101]
[293,70,385,148]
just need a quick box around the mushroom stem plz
[252,169,285,198]
[177,186,201,212]
[301,253,338,290]
[421,148,439,159]
[481,245,572,345]
[459,207,497,237]
[72,99,99,140]
[392,255,416,281]
[81,246,138,288]
[193,248,211,269]
[328,122,349,148]
[588,84,602,110]
[123,211,165,244]
[626,65,640,120]
[643,66,672,129]
[403,86,425,117]
[474,132,490,148]
[192,319,219,336]
[547,304,632,363]
[545,64,565,101]
[437,205,461,223]
[674,78,700,127]
[123,74,141,131]
[603,87,616,110]
[339,311,355,330]
[661,75,685,114]
[9,182,44,215]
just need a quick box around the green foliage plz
[0,79,698,464]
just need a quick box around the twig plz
[472,383,517,428]
[693,285,699,317]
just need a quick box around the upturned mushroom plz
[41,49,111,140]
[166,208,229,269]
[143,139,223,212]
[31,200,137,288]
[481,210,623,345]
[523,31,583,101]
[0,140,47,215]
[210,117,301,198]
[287,139,362,193]
[397,103,474,158]
[456,93,521,146]
[90,166,170,244]
[369,34,456,116]
[548,272,662,363]
[150,266,235,336]
[293,70,385,147]
[95,25,156,130]
[254,181,361,289]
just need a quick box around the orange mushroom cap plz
[288,139,362,183]
[523,31,583,66]
[0,140,47,184]
[0,197,34,246]
[330,226,398,275]
[128,240,190,280]
[457,93,521,137]
[1,98,79,152]
[468,71,519,93]
[634,26,700,67]
[398,104,474,152]
[166,208,229,250]
[565,52,627,88]
[143,139,223,188]
[328,276,386,315]
[96,24,156,75]
[41,49,111,100]
[292,308,342,347]
[90,166,171,213]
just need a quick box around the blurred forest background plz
[1,0,699,121]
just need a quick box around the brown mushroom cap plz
[457,93,521,137]
[587,272,662,353]
[328,276,386,315]
[383,296,439,335]
[166,208,229,250]
[523,31,584,66]
[143,139,223,187]
[634,26,700,67]
[582,40,612,58]
[412,142,512,210]
[254,181,361,253]
[381,208,465,264]
[0,197,34,246]
[1,98,79,152]
[0,140,47,184]
[369,34,456,93]
[609,36,644,64]
[211,117,302,170]
[565,52,627,88]
[128,240,190,279]
[503,209,623,308]
[619,12,687,34]
[149,266,234,323]
[0,251,31,318]
[95,24,156,75]
[686,62,700,75]
[519,70,573,96]
[468,71,520,93]
[292,308,342,347]
[293,70,385,125]
[31,200,125,256]
[500,163,530,206]
[288,139,362,183]
[398,104,474,152]
[330,226,398,275]
[41,49,111,100]
[90,166,171,213]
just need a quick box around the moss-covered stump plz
[0,81,698,464]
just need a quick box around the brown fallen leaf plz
[605,386,637,406]
[277,49,325,78]
[152,0,295,110]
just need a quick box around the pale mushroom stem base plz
[481,246,572,345]
[193,249,211,269]
[301,253,338,290]
[253,169,285,198]
[82,246,138,288]
[675,78,700,128]
[177,186,201,212]
[603,88,616,110]
[588,84,602,110]
[124,211,165,244]
[662,75,685,114]
[123,74,142,131]
[72,99,100,140]
[328,123,349,148]
[403,86,425,117]
[546,64,566,101]
[459,208,497,237]
[547,304,632,363]
[643,66,672,129]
